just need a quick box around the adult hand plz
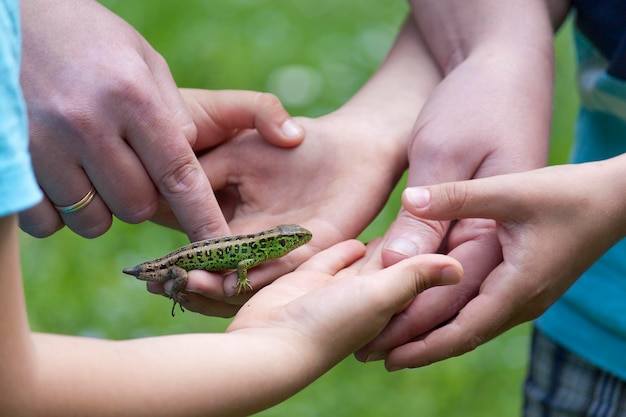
[359,158,626,369]
[363,0,555,364]
[18,0,302,240]
[148,18,440,316]
[161,111,409,316]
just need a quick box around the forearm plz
[0,216,38,415]
[410,0,554,74]
[23,331,329,417]
[408,0,555,172]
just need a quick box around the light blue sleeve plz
[0,0,43,217]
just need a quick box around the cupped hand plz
[18,0,302,241]
[159,109,408,315]
[359,158,626,369]
[228,239,463,363]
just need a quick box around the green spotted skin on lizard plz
[122,224,312,316]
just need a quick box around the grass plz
[21,2,578,415]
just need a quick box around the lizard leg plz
[235,258,258,294]
[166,265,188,316]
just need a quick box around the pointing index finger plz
[124,90,229,241]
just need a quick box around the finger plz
[381,208,449,266]
[18,197,63,238]
[381,118,486,266]
[73,133,160,224]
[366,254,463,311]
[181,89,304,150]
[381,155,468,266]
[356,219,500,362]
[122,86,229,241]
[402,176,522,222]
[297,239,366,275]
[31,159,113,238]
[383,265,514,370]
[176,292,240,318]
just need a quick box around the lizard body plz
[123,224,312,315]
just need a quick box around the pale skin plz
[160,0,555,329]
[0,212,462,417]
[18,0,304,240]
[175,1,576,373]
[356,0,577,369]
[146,18,443,314]
[358,0,556,364]
[2,88,466,415]
[363,155,626,369]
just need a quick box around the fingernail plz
[441,265,462,285]
[404,188,430,209]
[281,119,304,138]
[385,238,419,258]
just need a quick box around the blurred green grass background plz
[21,2,578,416]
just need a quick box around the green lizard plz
[123,224,312,316]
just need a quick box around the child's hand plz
[228,240,463,366]
[358,158,626,369]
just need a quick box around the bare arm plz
[0,214,461,416]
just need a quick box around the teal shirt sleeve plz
[0,0,43,217]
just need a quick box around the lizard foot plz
[235,279,254,295]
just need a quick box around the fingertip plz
[440,259,464,286]
[402,187,431,212]
[418,254,463,288]
[280,119,305,142]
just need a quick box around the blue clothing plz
[535,29,626,380]
[0,0,42,217]
[573,0,626,80]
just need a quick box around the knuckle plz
[107,70,153,109]
[157,155,203,197]
[441,182,472,213]
[449,322,485,357]
[255,92,283,111]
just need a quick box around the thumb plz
[372,254,464,306]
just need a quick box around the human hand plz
[228,239,463,372]
[359,158,626,369]
[18,0,302,240]
[366,1,555,363]
[149,18,441,315]
[155,110,408,316]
